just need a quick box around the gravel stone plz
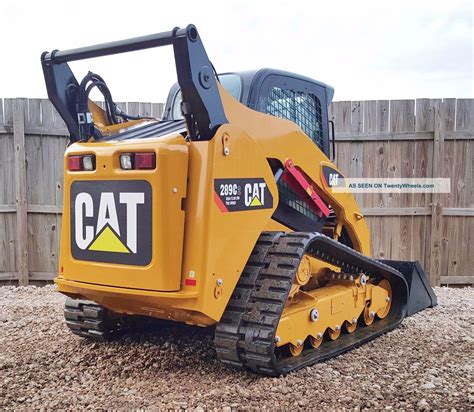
[417,398,430,410]
[420,382,436,390]
[0,285,472,409]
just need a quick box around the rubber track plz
[214,231,409,376]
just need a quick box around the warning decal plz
[214,178,273,212]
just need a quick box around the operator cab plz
[163,69,334,157]
[164,69,336,235]
[161,69,336,235]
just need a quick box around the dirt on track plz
[0,286,472,410]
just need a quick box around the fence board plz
[361,121,384,257]
[13,99,28,286]
[414,100,433,269]
[336,101,352,132]
[467,218,474,280]
[127,102,140,117]
[469,140,474,208]
[336,142,351,177]
[456,99,474,131]
[4,99,13,126]
[362,100,376,133]
[444,98,456,132]
[0,135,15,204]
[27,99,41,127]
[41,100,55,130]
[376,100,389,132]
[416,98,434,132]
[0,117,16,273]
[399,139,414,261]
[139,102,152,117]
[0,213,16,272]
[0,98,3,126]
[349,142,364,206]
[351,101,362,133]
[28,214,58,273]
[152,103,164,119]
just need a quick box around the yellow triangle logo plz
[249,196,262,207]
[88,226,130,253]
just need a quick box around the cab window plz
[265,87,324,149]
[171,73,242,120]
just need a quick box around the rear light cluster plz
[67,153,156,171]
[68,155,95,171]
[120,153,156,170]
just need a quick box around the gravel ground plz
[0,286,472,410]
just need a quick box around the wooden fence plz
[0,98,472,286]
[329,98,473,286]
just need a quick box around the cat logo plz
[322,165,345,189]
[244,182,267,207]
[70,180,152,265]
[75,192,143,254]
[328,173,339,187]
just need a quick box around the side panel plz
[178,124,278,321]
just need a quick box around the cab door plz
[248,73,330,157]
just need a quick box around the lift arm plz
[41,24,228,142]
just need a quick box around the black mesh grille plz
[265,87,323,148]
[277,179,319,222]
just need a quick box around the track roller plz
[376,279,392,318]
[289,342,304,356]
[363,303,375,326]
[345,320,357,334]
[309,334,323,348]
[328,326,341,340]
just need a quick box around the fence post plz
[13,98,28,286]
[429,100,445,286]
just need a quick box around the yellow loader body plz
[42,24,436,376]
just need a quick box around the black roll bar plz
[41,24,228,142]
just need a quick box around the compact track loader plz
[41,25,437,376]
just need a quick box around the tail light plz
[68,155,95,171]
[120,153,156,170]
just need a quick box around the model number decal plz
[214,178,273,212]
[219,183,239,197]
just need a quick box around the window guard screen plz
[277,178,320,222]
[265,87,323,149]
